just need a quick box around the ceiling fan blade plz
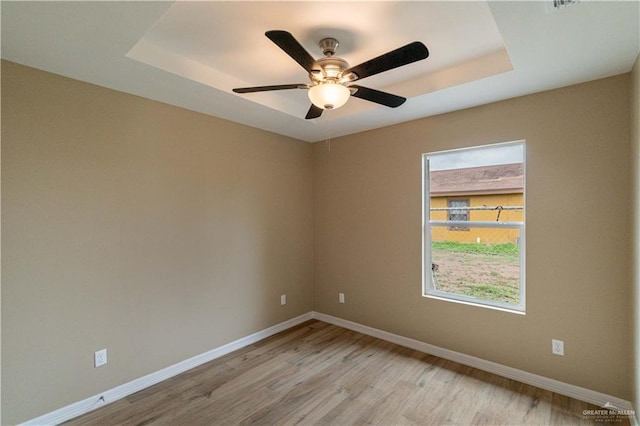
[305,104,323,119]
[343,41,429,81]
[266,30,317,73]
[349,85,406,108]
[233,84,306,93]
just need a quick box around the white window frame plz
[422,142,526,313]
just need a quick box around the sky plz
[428,142,524,171]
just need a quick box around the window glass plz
[423,142,525,312]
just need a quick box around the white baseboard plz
[311,311,634,412]
[21,312,313,426]
[22,310,635,425]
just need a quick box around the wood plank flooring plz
[65,320,631,425]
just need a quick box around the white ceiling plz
[2,1,639,143]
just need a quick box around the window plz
[447,199,469,230]
[423,141,525,312]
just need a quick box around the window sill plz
[423,292,526,315]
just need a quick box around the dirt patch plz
[431,250,520,304]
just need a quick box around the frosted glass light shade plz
[308,83,350,110]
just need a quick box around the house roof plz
[430,163,523,196]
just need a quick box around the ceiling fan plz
[233,31,429,119]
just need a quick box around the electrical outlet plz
[339,293,345,304]
[94,348,107,367]
[552,339,564,356]
[280,294,286,305]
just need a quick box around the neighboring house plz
[430,163,524,244]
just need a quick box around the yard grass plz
[431,241,520,304]
[432,241,519,257]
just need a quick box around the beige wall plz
[2,59,636,423]
[631,53,640,413]
[313,74,632,400]
[1,61,314,424]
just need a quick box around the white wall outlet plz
[552,339,564,356]
[94,348,108,367]
[339,293,345,304]
[280,294,286,305]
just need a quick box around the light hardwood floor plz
[65,320,631,425]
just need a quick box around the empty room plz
[2,1,640,425]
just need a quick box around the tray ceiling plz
[2,1,639,142]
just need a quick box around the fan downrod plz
[318,38,339,57]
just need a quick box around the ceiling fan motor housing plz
[312,57,350,82]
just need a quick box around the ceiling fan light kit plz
[308,82,351,110]
[233,30,429,119]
